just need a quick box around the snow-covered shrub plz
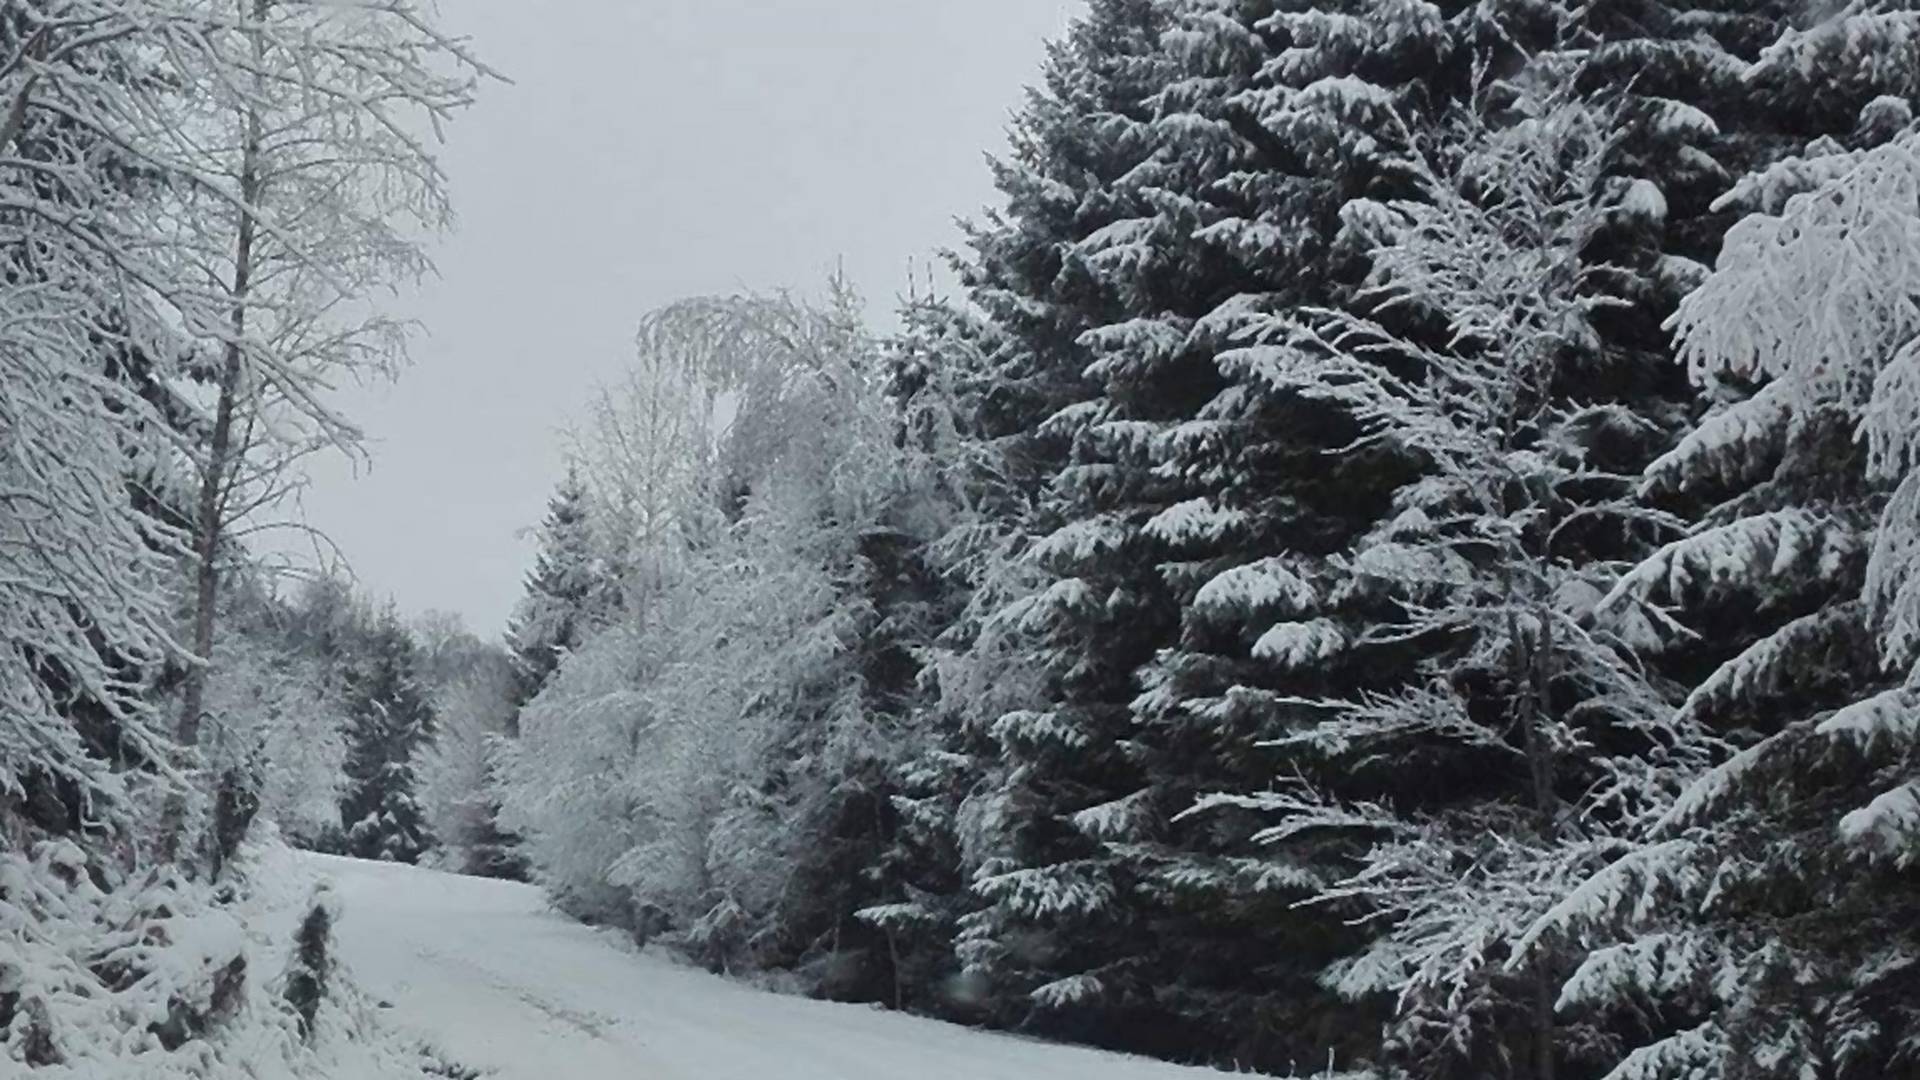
[1,835,445,1078]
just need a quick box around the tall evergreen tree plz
[340,609,436,864]
[506,466,599,714]
[1162,0,1914,1073]
[929,0,1889,1070]
[1524,16,1920,1072]
[937,0,1208,1055]
[1199,98,1697,1079]
[855,296,1025,1017]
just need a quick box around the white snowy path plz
[308,854,1231,1080]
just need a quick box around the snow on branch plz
[1596,509,1864,649]
[1654,726,1810,836]
[1259,682,1516,762]
[1029,514,1136,569]
[1838,782,1920,866]
[1639,380,1797,498]
[1675,600,1868,727]
[972,860,1119,921]
[1142,497,1248,548]
[1557,931,1739,1013]
[1813,685,1917,755]
[1595,1022,1727,1080]
[1252,618,1350,671]
[1514,837,1708,961]
[1182,784,1404,846]
[1670,132,1920,476]
[1192,556,1321,622]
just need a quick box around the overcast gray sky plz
[290,2,1077,636]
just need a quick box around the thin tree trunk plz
[177,2,268,748]
[886,928,904,1012]
[1518,603,1557,832]
[1504,568,1559,1080]
[1524,601,1558,1080]
[1511,608,1560,1080]
[1501,596,1557,832]
[1530,600,1557,827]
[1529,960,1557,1080]
[177,331,246,747]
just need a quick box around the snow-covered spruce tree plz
[505,466,600,715]
[932,0,1253,1055]
[1193,98,1695,1080]
[926,0,1511,1061]
[737,295,999,1009]
[339,608,436,864]
[755,509,951,1003]
[1133,0,1871,1070]
[846,295,1020,1016]
[1034,3,1456,1061]
[935,0,1710,1062]
[900,0,1855,1064]
[929,0,1462,1056]
[1526,119,1920,1080]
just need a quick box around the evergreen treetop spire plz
[507,464,600,711]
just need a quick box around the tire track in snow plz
[414,943,621,1041]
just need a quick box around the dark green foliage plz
[340,610,435,864]
[461,789,532,882]
[506,468,598,714]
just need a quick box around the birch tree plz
[569,304,737,613]
[163,0,487,747]
[1,3,488,823]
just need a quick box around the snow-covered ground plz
[311,854,1231,1080]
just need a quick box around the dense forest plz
[489,2,1920,1075]
[7,0,1920,1078]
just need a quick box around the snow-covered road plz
[309,854,1229,1080]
